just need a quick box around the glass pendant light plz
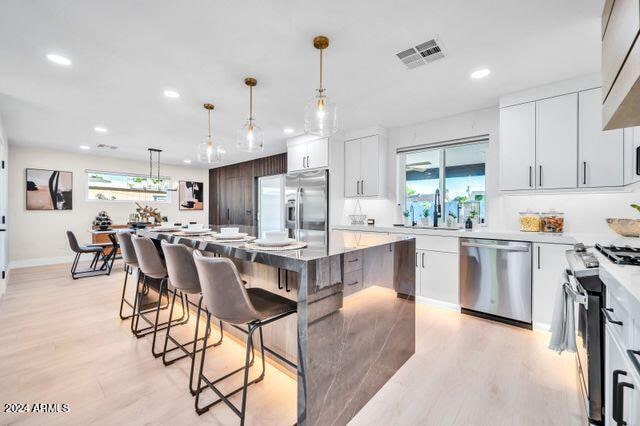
[197,103,225,164]
[304,35,337,136]
[236,77,264,152]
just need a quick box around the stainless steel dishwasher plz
[459,238,532,328]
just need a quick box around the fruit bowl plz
[606,218,640,237]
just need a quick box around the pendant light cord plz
[319,49,324,93]
[249,85,253,121]
[207,108,212,144]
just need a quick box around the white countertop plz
[332,224,616,246]
[596,251,640,305]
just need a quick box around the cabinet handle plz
[285,270,290,292]
[421,252,425,268]
[582,162,587,185]
[616,380,634,425]
[277,269,284,290]
[356,181,360,195]
[347,259,359,263]
[306,156,310,168]
[613,369,627,424]
[537,246,541,269]
[360,180,364,195]
[227,208,230,221]
[347,280,359,286]
[636,146,640,176]
[415,252,418,267]
[539,165,542,187]
[529,166,532,187]
[602,307,623,326]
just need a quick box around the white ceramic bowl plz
[264,230,288,242]
[221,227,240,235]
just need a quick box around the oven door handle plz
[628,350,640,378]
[602,307,624,326]
[612,369,628,424]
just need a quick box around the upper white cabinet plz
[343,134,386,198]
[287,136,328,173]
[579,88,624,188]
[500,102,536,190]
[500,83,628,191]
[536,93,578,189]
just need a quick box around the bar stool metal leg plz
[194,314,268,423]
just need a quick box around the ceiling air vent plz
[396,38,445,69]
[96,143,118,150]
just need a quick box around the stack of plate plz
[254,230,295,247]
[209,232,249,241]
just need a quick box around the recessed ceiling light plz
[470,68,491,79]
[283,127,294,134]
[183,159,191,164]
[163,89,180,98]
[94,126,108,133]
[46,53,72,66]
[79,145,90,150]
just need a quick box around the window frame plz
[85,169,173,203]
[398,136,489,225]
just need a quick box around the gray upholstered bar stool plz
[160,240,223,394]
[130,235,186,355]
[115,232,142,320]
[192,250,297,424]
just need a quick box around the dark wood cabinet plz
[209,153,286,226]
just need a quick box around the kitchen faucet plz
[433,189,441,227]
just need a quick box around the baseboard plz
[415,295,460,312]
[532,322,551,332]
[9,255,75,270]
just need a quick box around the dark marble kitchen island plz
[141,229,415,425]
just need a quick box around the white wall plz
[8,146,209,268]
[332,100,639,236]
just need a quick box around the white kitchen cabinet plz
[306,137,329,170]
[287,136,328,173]
[579,88,624,188]
[344,138,360,197]
[500,102,536,190]
[535,93,578,189]
[605,324,640,426]
[416,249,459,307]
[343,134,386,198]
[532,243,572,329]
[624,127,640,185]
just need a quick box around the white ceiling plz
[0,0,603,168]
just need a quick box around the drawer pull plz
[602,307,623,326]
[347,259,359,263]
[347,281,359,286]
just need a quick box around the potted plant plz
[402,209,411,226]
[446,211,457,228]
[469,209,479,225]
[420,202,431,226]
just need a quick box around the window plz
[86,171,171,202]
[403,141,487,226]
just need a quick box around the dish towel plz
[548,271,577,354]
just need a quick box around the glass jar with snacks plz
[519,211,541,232]
[541,211,564,233]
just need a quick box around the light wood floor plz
[0,262,585,425]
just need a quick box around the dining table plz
[88,228,135,274]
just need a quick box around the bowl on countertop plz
[606,218,640,237]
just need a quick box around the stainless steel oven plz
[566,268,605,425]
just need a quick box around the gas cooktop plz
[595,243,640,266]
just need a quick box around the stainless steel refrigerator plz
[285,169,328,249]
